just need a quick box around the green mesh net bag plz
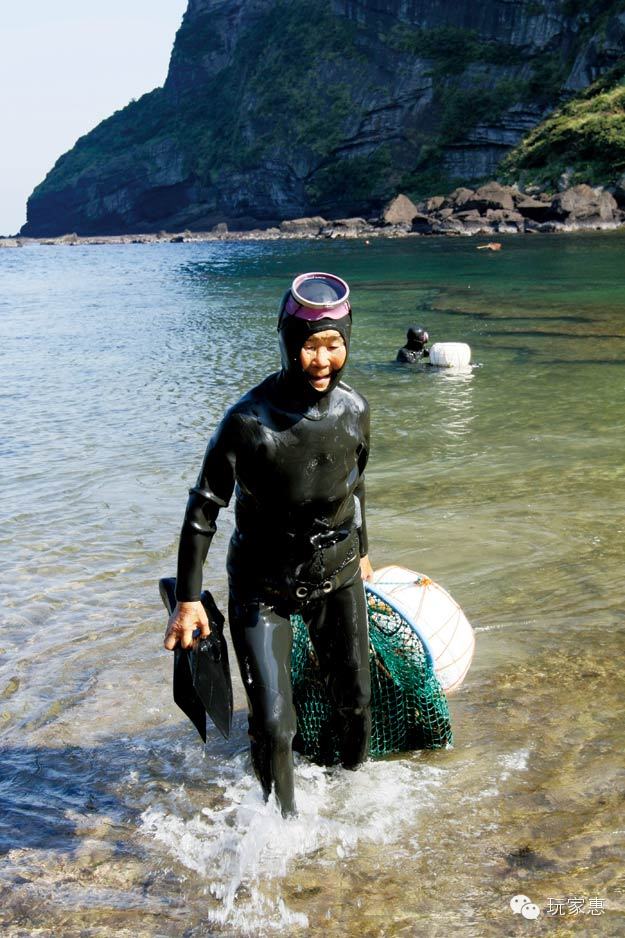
[290,584,453,764]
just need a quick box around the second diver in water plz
[164,272,373,816]
[396,325,430,363]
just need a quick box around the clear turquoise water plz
[1,234,624,934]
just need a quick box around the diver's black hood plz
[277,290,352,401]
[407,325,428,349]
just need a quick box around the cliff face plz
[22,0,625,235]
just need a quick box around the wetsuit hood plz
[277,288,352,400]
[406,326,428,350]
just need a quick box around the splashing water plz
[141,754,445,932]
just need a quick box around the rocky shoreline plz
[3,182,625,248]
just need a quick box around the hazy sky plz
[0,1,188,235]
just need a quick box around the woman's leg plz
[304,575,372,768]
[228,593,298,816]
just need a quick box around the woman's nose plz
[313,347,330,366]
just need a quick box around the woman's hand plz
[360,555,374,582]
[164,600,210,651]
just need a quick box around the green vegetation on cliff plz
[386,24,524,74]
[500,63,625,187]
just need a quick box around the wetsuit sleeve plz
[175,415,237,602]
[354,400,370,558]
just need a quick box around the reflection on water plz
[425,368,476,452]
[1,235,625,934]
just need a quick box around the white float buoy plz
[370,565,475,693]
[429,342,471,368]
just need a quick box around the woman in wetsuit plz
[164,273,372,816]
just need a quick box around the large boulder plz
[381,194,419,226]
[433,216,471,235]
[449,210,493,233]
[445,188,475,210]
[486,208,525,230]
[513,194,553,220]
[279,216,326,233]
[550,185,618,223]
[329,217,369,230]
[464,181,516,212]
[455,210,484,223]
[418,195,445,215]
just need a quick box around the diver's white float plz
[370,566,475,693]
[429,342,472,369]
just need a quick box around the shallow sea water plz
[1,233,624,936]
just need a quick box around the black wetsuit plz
[175,303,371,815]
[396,346,429,363]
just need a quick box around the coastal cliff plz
[22,0,625,236]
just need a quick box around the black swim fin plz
[159,577,233,741]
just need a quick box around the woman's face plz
[299,329,347,392]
